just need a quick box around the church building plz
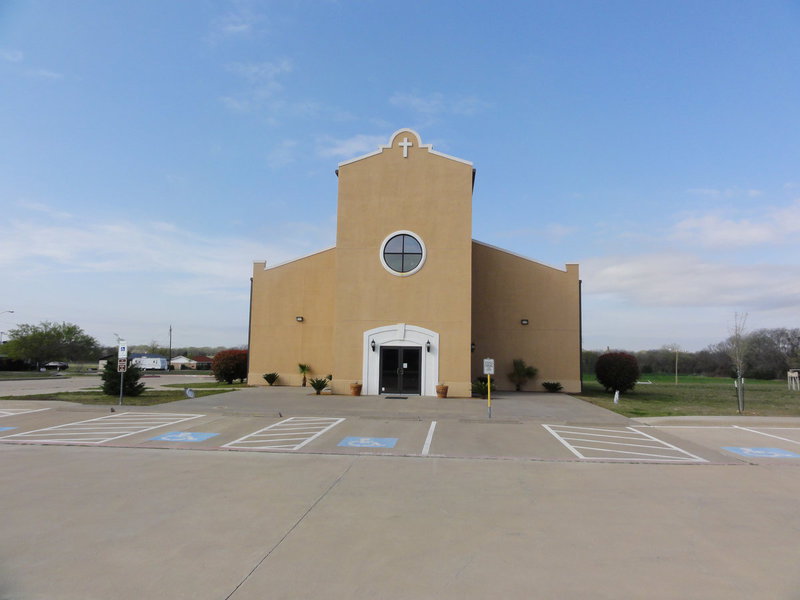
[247,129,581,397]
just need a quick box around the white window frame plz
[379,230,426,277]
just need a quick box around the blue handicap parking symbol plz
[150,431,219,442]
[723,447,800,458]
[338,436,398,448]
[0,427,17,432]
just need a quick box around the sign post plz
[117,341,127,406]
[483,358,495,419]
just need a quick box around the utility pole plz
[168,325,172,368]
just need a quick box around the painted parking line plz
[543,424,707,462]
[0,412,204,445]
[0,407,51,418]
[222,417,345,451]
[421,421,437,456]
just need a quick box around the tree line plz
[583,328,800,380]
[0,321,237,369]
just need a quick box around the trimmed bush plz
[595,352,640,393]
[263,372,279,386]
[212,350,248,384]
[542,381,563,392]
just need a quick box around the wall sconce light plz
[520,319,529,325]
[426,340,431,353]
[296,316,304,322]
[471,343,475,353]
[370,340,376,352]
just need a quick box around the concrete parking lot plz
[1,385,799,599]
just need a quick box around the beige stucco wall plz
[332,130,474,397]
[471,242,582,393]
[247,249,336,387]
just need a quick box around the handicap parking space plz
[315,417,434,456]
[642,425,800,464]
[0,411,206,445]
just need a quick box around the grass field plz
[576,373,800,417]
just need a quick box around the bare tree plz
[728,312,748,413]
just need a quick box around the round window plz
[380,231,426,276]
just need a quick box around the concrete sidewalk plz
[170,385,632,424]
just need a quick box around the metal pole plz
[119,370,124,406]
[487,374,492,419]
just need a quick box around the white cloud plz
[686,187,763,199]
[1,49,23,62]
[16,200,73,220]
[266,139,298,168]
[582,252,800,311]
[389,92,489,125]
[227,59,292,84]
[210,2,265,39]
[221,59,292,112]
[317,134,386,159]
[670,199,800,248]
[26,68,64,80]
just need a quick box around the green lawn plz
[0,371,61,379]
[576,374,800,417]
[0,388,231,406]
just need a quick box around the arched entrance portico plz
[363,324,439,396]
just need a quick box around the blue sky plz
[1,0,798,351]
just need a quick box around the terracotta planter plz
[436,384,448,398]
[350,383,362,396]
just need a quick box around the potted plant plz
[436,383,448,398]
[350,381,362,396]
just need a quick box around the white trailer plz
[131,356,169,370]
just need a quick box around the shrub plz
[471,376,496,398]
[595,352,640,393]
[212,350,248,384]
[298,363,311,387]
[101,360,146,397]
[263,372,279,386]
[308,376,329,395]
[542,381,563,392]
[508,358,538,391]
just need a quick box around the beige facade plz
[248,129,581,396]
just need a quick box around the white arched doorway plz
[363,324,439,396]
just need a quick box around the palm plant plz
[508,359,538,391]
[308,377,329,395]
[263,372,279,386]
[298,363,311,387]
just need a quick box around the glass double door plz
[379,346,421,395]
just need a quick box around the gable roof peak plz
[338,128,472,167]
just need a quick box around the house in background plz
[190,355,213,370]
[170,355,197,370]
[247,129,581,397]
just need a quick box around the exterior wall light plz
[471,343,475,353]
[296,316,304,322]
[370,340,376,352]
[520,319,529,325]
[426,340,431,353]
